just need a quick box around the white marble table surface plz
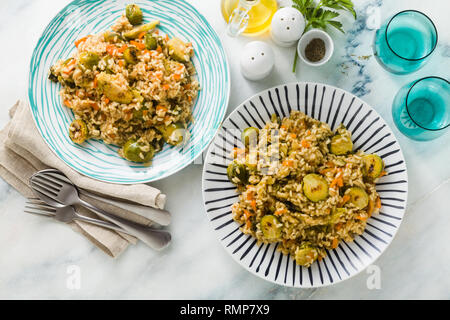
[0,0,449,299]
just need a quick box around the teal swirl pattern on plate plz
[28,0,230,184]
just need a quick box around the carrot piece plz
[93,76,98,88]
[341,194,350,205]
[156,105,168,112]
[162,84,170,90]
[156,45,162,53]
[246,191,254,201]
[290,133,297,139]
[74,36,88,48]
[246,220,252,229]
[367,199,375,217]
[63,100,71,108]
[106,44,117,56]
[173,73,181,81]
[275,209,287,216]
[356,215,368,221]
[376,196,382,209]
[320,168,335,175]
[130,40,145,50]
[379,171,388,178]
[90,102,99,111]
[104,97,110,104]
[282,159,294,167]
[306,130,311,135]
[280,125,287,130]
[138,32,146,39]
[301,139,311,148]
[142,110,148,116]
[335,223,343,231]
[117,44,128,53]
[332,238,339,249]
[251,200,257,211]
[118,60,124,67]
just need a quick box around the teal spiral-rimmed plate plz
[28,0,229,184]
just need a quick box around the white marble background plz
[0,0,449,299]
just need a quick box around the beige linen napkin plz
[0,100,167,258]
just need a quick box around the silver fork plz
[25,198,133,235]
[29,172,171,250]
[37,169,170,226]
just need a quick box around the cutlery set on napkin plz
[0,100,171,257]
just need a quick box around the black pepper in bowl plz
[304,38,326,62]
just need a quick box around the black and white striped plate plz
[201,83,408,288]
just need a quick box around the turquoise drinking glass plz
[374,10,438,74]
[392,77,449,141]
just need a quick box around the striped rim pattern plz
[28,0,230,184]
[202,83,408,288]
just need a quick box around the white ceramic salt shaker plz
[240,41,275,81]
[271,7,305,47]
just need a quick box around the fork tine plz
[41,171,72,185]
[30,180,58,198]
[25,202,55,211]
[24,205,56,217]
[32,175,61,191]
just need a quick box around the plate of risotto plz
[28,0,229,183]
[202,83,408,287]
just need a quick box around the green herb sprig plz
[292,0,356,72]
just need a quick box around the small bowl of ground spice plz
[297,29,334,67]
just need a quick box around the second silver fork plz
[25,199,133,235]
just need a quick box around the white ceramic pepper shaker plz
[270,7,305,47]
[240,41,275,81]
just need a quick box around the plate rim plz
[27,0,231,184]
[201,81,408,288]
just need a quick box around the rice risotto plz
[48,5,199,163]
[227,111,386,267]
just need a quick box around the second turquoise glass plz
[392,77,450,141]
[374,10,438,74]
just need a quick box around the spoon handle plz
[78,199,171,250]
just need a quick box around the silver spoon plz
[29,172,171,251]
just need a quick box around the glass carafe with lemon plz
[221,0,278,36]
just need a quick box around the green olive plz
[295,244,317,267]
[167,37,189,62]
[159,122,186,146]
[241,127,259,148]
[78,52,99,69]
[97,72,134,104]
[144,34,157,50]
[345,187,369,210]
[122,139,154,162]
[69,119,88,144]
[125,4,143,25]
[302,173,329,202]
[123,46,138,65]
[362,154,384,179]
[103,31,124,43]
[226,161,249,184]
[260,215,281,240]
